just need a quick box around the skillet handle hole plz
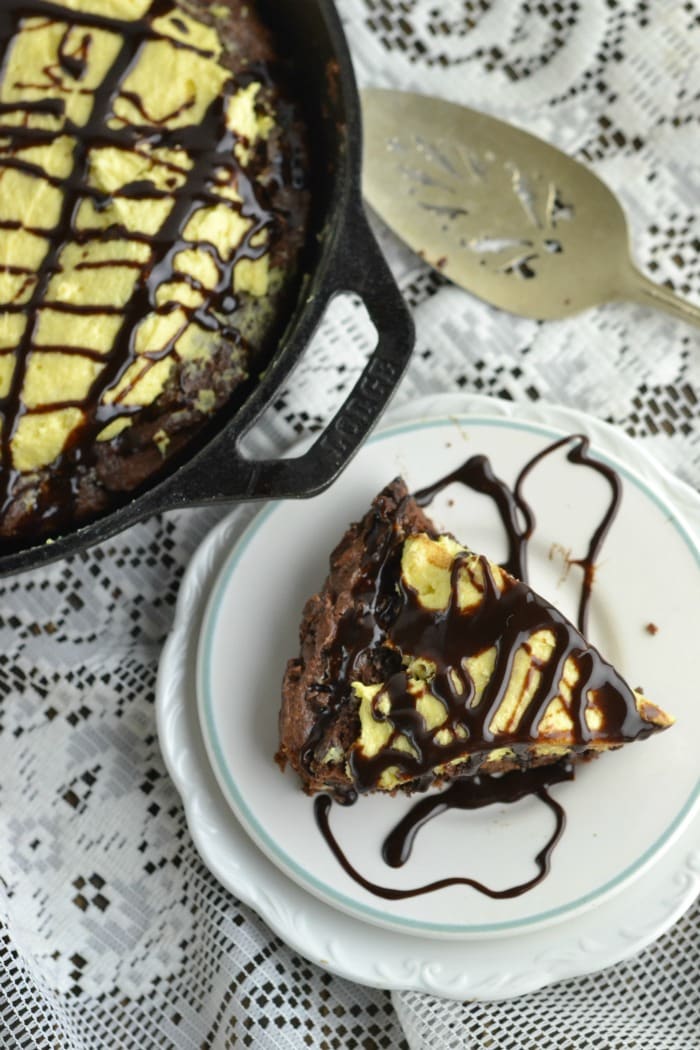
[237,292,377,461]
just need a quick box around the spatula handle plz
[622,265,700,330]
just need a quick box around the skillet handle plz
[162,204,414,505]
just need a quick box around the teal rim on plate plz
[197,415,700,937]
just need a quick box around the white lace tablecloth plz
[1,2,698,1047]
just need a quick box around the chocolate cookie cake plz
[0,0,310,543]
[277,478,673,800]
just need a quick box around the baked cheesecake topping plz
[332,522,667,795]
[0,0,303,529]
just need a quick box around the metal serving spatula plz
[361,88,700,328]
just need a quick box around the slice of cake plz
[277,478,673,799]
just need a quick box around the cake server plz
[361,88,700,328]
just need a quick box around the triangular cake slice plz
[277,478,673,799]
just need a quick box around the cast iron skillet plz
[0,0,414,576]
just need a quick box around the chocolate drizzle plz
[347,551,644,795]
[318,435,638,796]
[0,0,308,540]
[314,762,572,900]
[309,435,648,900]
[414,434,622,635]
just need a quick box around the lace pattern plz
[1,1,698,1047]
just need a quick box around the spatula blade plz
[361,88,631,321]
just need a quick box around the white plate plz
[194,398,700,940]
[156,394,700,997]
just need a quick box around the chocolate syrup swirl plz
[0,1,304,537]
[314,763,572,900]
[313,435,639,900]
[415,433,622,635]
